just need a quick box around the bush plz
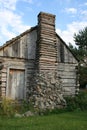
[76,91,87,110]
[65,91,87,111]
[0,91,87,117]
[0,97,34,117]
[19,100,34,114]
[0,97,17,116]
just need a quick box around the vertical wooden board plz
[16,70,25,99]
[15,70,19,99]
[8,69,13,98]
[21,71,25,99]
[12,70,16,99]
[8,69,25,99]
[8,70,16,99]
[27,30,37,59]
[12,41,20,57]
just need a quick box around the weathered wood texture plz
[36,12,57,72]
[0,64,7,97]
[0,12,79,102]
[0,29,37,59]
[56,37,78,95]
[0,57,35,98]
[57,63,77,95]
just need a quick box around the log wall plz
[0,57,35,98]
[56,37,78,95]
[0,12,79,105]
[36,12,78,96]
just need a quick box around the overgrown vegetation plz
[39,91,87,115]
[65,91,87,111]
[0,91,87,117]
[74,27,87,60]
[0,97,15,116]
[0,97,33,117]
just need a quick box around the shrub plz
[65,96,77,111]
[65,91,87,111]
[19,100,34,114]
[0,97,17,116]
[0,97,34,117]
[76,91,87,110]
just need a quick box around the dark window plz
[60,43,64,62]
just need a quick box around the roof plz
[0,26,37,50]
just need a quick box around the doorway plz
[8,69,25,99]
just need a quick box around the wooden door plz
[8,69,25,99]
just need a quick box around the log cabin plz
[0,12,79,109]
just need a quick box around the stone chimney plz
[29,12,65,110]
[36,12,57,72]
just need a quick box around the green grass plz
[0,111,87,130]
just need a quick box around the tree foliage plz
[74,27,87,60]
[69,43,82,60]
[69,43,86,61]
[69,27,87,88]
[74,27,87,48]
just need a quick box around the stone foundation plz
[28,71,66,110]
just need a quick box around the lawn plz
[0,111,87,130]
